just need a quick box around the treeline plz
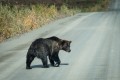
[0,0,108,8]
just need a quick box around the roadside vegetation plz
[0,0,109,42]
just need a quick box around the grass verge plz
[0,4,77,42]
[0,0,109,42]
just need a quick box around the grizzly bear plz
[26,36,72,69]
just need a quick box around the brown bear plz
[26,36,72,69]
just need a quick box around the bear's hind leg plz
[26,55,35,69]
[41,56,49,68]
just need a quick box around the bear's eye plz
[67,43,70,46]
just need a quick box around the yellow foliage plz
[0,4,78,42]
[23,12,38,31]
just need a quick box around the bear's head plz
[60,40,72,52]
[48,36,72,52]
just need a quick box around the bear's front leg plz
[53,54,61,67]
[54,60,61,67]
[49,56,54,66]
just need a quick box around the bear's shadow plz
[31,63,69,68]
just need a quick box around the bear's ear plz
[69,41,72,44]
[59,40,66,48]
[61,40,71,45]
[61,40,66,45]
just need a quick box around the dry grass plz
[0,4,77,42]
[0,0,110,42]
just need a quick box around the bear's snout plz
[68,49,71,52]
[66,49,71,52]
